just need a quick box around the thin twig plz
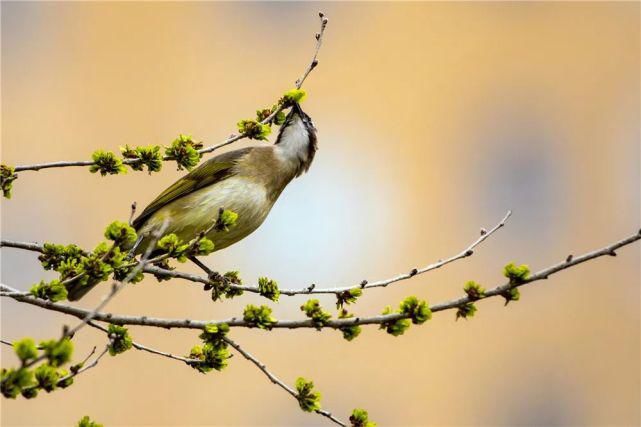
[71,345,109,377]
[77,346,98,369]
[224,336,346,427]
[51,345,110,388]
[295,12,329,90]
[87,321,200,364]
[16,344,110,395]
[3,229,638,331]
[11,13,328,173]
[1,211,511,297]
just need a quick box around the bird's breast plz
[144,176,276,251]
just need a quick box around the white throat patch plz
[275,116,310,165]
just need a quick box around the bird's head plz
[275,103,318,176]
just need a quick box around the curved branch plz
[224,336,346,426]
[3,229,638,331]
[87,321,200,364]
[1,211,511,297]
[295,12,329,90]
[11,13,328,174]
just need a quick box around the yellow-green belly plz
[137,176,274,253]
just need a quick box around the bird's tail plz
[66,281,98,301]
[65,235,144,301]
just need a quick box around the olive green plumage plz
[133,104,317,255]
[66,104,316,301]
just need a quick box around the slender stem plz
[18,344,110,394]
[295,12,329,90]
[1,211,511,297]
[87,321,200,364]
[63,345,110,382]
[11,13,328,174]
[224,336,346,427]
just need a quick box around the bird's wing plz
[132,148,253,230]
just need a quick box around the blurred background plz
[1,2,639,426]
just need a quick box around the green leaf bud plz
[187,342,230,373]
[282,88,307,105]
[199,323,230,343]
[399,296,431,324]
[300,299,332,329]
[0,164,17,199]
[456,302,477,320]
[215,209,239,232]
[34,364,60,392]
[187,323,231,373]
[107,324,133,356]
[338,309,361,341]
[295,377,321,412]
[192,237,215,257]
[157,233,190,262]
[1,368,34,398]
[165,134,203,171]
[258,277,280,302]
[78,415,104,427]
[14,338,38,363]
[379,306,411,336]
[500,287,521,305]
[104,220,138,249]
[256,105,287,126]
[209,271,244,301]
[237,119,272,141]
[113,262,145,284]
[38,243,84,271]
[243,305,277,330]
[336,288,362,308]
[121,144,163,173]
[256,108,272,122]
[89,150,127,176]
[30,279,68,302]
[74,247,115,285]
[463,281,486,300]
[57,369,73,388]
[20,386,38,399]
[39,338,73,367]
[350,408,376,427]
[503,262,531,284]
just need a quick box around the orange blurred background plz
[1,2,639,426]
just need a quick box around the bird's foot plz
[203,271,224,291]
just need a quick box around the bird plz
[66,102,317,301]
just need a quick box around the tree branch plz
[224,336,347,426]
[2,338,111,392]
[87,321,200,364]
[3,229,638,331]
[56,345,110,386]
[1,210,511,297]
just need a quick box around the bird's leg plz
[126,235,144,260]
[188,255,223,283]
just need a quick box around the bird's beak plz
[291,102,304,116]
